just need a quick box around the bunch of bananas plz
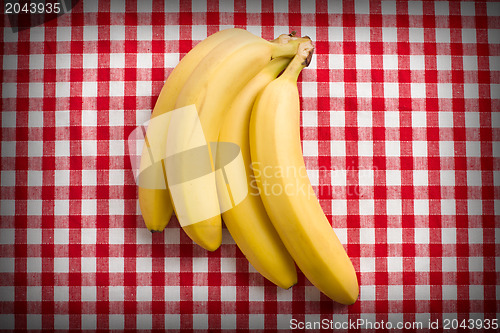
[138,28,359,304]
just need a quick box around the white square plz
[54,200,69,216]
[0,287,14,301]
[54,54,71,69]
[109,81,124,97]
[436,55,451,70]
[57,27,72,41]
[409,28,424,42]
[83,26,98,41]
[82,140,97,157]
[360,257,375,272]
[330,110,346,128]
[192,286,208,302]
[411,83,426,99]
[359,199,374,215]
[137,315,152,330]
[441,228,456,243]
[137,0,152,12]
[192,25,207,41]
[442,285,457,300]
[136,286,152,301]
[464,84,479,99]
[109,315,124,330]
[415,285,430,300]
[27,286,42,301]
[469,285,484,301]
[436,28,450,43]
[388,285,403,300]
[55,110,69,127]
[108,257,124,273]
[302,141,318,157]
[54,228,69,244]
[29,83,44,98]
[462,56,478,71]
[410,55,425,70]
[82,315,96,329]
[193,314,208,330]
[136,257,152,273]
[192,0,207,11]
[55,82,70,98]
[109,199,124,215]
[414,228,430,244]
[2,112,16,128]
[27,200,42,216]
[385,140,400,156]
[82,53,98,68]
[357,141,372,156]
[331,199,347,216]
[355,27,371,42]
[385,170,401,185]
[165,25,180,41]
[137,26,152,41]
[54,286,69,301]
[165,314,180,329]
[27,228,41,244]
[54,141,69,157]
[466,141,481,157]
[274,0,288,13]
[415,257,430,272]
[29,54,44,69]
[82,82,97,97]
[387,199,402,215]
[0,258,15,273]
[440,170,455,186]
[249,286,264,301]
[330,82,345,97]
[381,1,396,14]
[412,141,427,157]
[468,228,483,244]
[414,199,429,215]
[54,258,69,273]
[469,257,483,272]
[26,257,41,272]
[165,258,180,272]
[221,286,236,301]
[108,286,124,301]
[302,111,317,127]
[27,170,42,187]
[81,200,96,215]
[413,170,428,186]
[412,112,427,129]
[442,257,457,271]
[491,84,500,99]
[80,258,96,273]
[0,141,15,158]
[360,228,375,244]
[0,228,14,244]
[28,111,44,128]
[491,56,500,71]
[331,169,346,186]
[488,29,500,44]
[360,285,375,301]
[382,27,398,42]
[109,140,124,156]
[301,82,317,98]
[221,314,236,329]
[358,169,374,186]
[384,83,399,98]
[355,0,370,13]
[307,170,319,186]
[328,0,343,13]
[108,170,124,186]
[439,141,455,156]
[81,170,96,186]
[54,315,69,329]
[461,2,475,16]
[110,26,125,41]
[30,26,45,41]
[468,200,482,215]
[462,29,477,43]
[165,286,180,301]
[2,82,17,98]
[385,111,399,128]
[81,109,97,127]
[357,82,372,98]
[248,315,265,329]
[137,53,152,69]
[357,110,372,127]
[220,258,236,273]
[383,55,399,70]
[191,257,207,273]
[435,1,449,15]
[465,112,480,128]
[110,1,125,12]
[81,228,96,244]
[388,257,402,272]
[109,53,125,68]
[487,2,500,15]
[387,228,402,244]
[81,286,96,301]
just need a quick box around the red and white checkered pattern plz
[1,0,499,331]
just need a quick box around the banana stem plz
[280,41,315,82]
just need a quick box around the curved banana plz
[217,57,297,289]
[138,28,252,232]
[167,33,306,251]
[249,41,359,304]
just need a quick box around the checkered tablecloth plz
[1,0,499,331]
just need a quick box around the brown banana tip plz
[303,35,311,40]
[289,30,297,37]
[302,48,314,67]
[150,229,162,233]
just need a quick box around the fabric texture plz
[0,0,498,331]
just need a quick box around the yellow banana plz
[217,57,297,289]
[249,41,359,304]
[167,33,306,251]
[138,28,252,232]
